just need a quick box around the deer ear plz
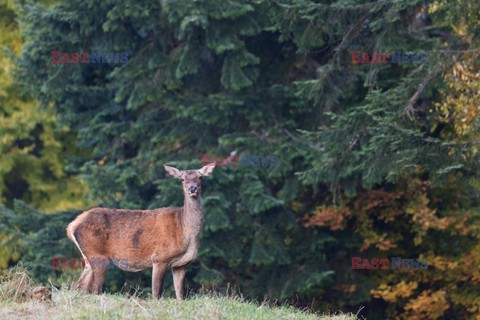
[164,165,183,179]
[197,163,215,177]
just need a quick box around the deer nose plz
[189,185,197,193]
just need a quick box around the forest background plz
[1,0,480,319]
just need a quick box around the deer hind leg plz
[90,259,109,294]
[75,267,94,292]
[68,224,95,293]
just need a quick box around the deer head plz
[164,164,215,198]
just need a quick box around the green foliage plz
[0,0,88,270]
[0,201,79,281]
[0,0,84,212]
[2,0,479,319]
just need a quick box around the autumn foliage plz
[305,177,480,319]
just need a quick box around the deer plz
[66,164,215,299]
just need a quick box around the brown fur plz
[66,165,215,299]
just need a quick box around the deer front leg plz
[152,263,168,299]
[172,265,187,299]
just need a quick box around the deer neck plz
[182,193,204,240]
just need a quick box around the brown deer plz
[66,164,215,299]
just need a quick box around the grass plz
[0,267,359,320]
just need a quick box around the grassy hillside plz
[0,267,358,320]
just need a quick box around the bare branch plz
[404,69,439,120]
[283,129,324,151]
[404,51,463,120]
